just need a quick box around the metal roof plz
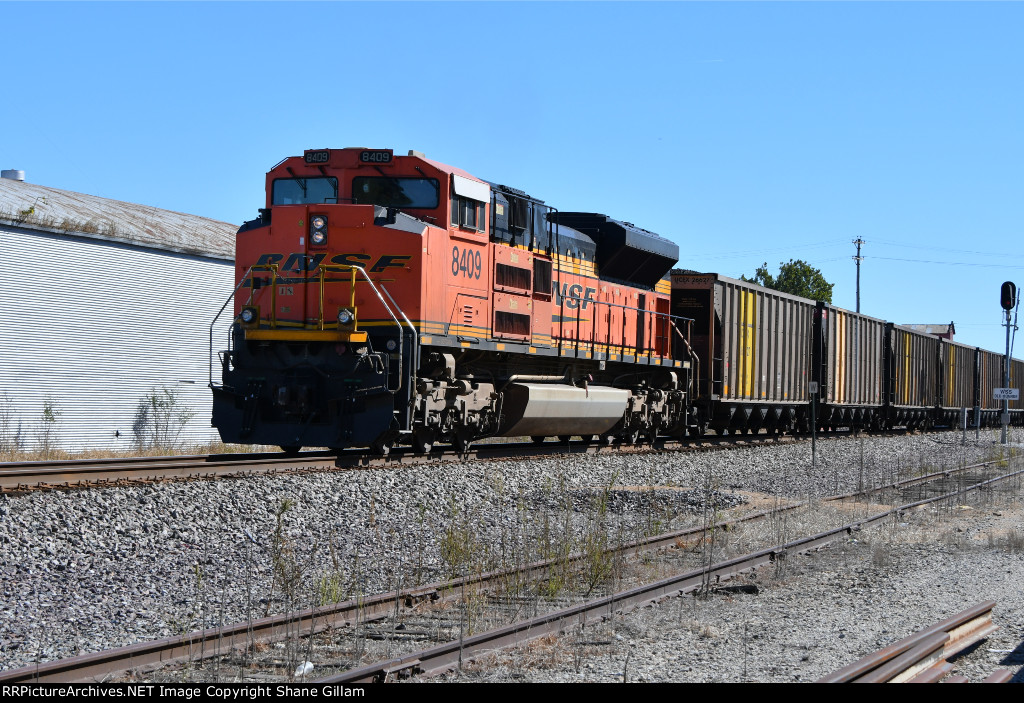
[0,177,236,260]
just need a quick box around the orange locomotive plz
[211,148,696,453]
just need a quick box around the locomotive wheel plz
[531,436,547,445]
[279,445,301,454]
[371,437,393,457]
[413,429,436,454]
[453,431,473,453]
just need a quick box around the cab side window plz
[451,194,485,232]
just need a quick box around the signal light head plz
[1001,281,1017,311]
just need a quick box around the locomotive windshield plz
[272,177,339,205]
[352,177,439,209]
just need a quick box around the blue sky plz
[3,1,1023,355]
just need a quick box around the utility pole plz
[853,238,865,313]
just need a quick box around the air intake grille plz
[495,311,531,337]
[496,263,531,292]
[533,259,553,296]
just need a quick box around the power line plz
[870,256,1024,269]
[690,240,847,261]
[871,239,1024,260]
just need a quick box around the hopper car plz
[671,272,1022,434]
[209,147,1022,453]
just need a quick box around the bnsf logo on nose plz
[255,253,411,273]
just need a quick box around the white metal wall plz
[0,225,235,452]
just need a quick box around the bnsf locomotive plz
[210,147,1022,453]
[211,148,694,453]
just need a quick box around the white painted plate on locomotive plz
[499,383,629,437]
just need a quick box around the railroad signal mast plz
[999,281,1017,445]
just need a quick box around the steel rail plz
[0,434,803,494]
[824,457,1007,503]
[981,669,1014,683]
[4,425,970,495]
[0,452,341,493]
[318,465,1024,683]
[819,601,999,683]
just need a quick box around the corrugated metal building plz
[0,172,237,453]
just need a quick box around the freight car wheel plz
[532,436,547,445]
[279,445,301,454]
[558,435,572,445]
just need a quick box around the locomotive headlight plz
[240,306,259,327]
[337,308,355,328]
[310,215,328,246]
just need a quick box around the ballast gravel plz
[1,431,1022,682]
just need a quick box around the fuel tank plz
[499,383,629,437]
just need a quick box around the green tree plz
[742,259,834,303]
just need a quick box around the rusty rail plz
[819,601,999,683]
[319,466,1024,683]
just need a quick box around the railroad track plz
[2,456,1018,684]
[322,465,1024,683]
[0,433,805,494]
[819,601,1012,683]
[0,425,963,495]
[0,451,339,494]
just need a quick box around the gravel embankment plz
[438,503,1024,683]
[1,431,1020,680]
